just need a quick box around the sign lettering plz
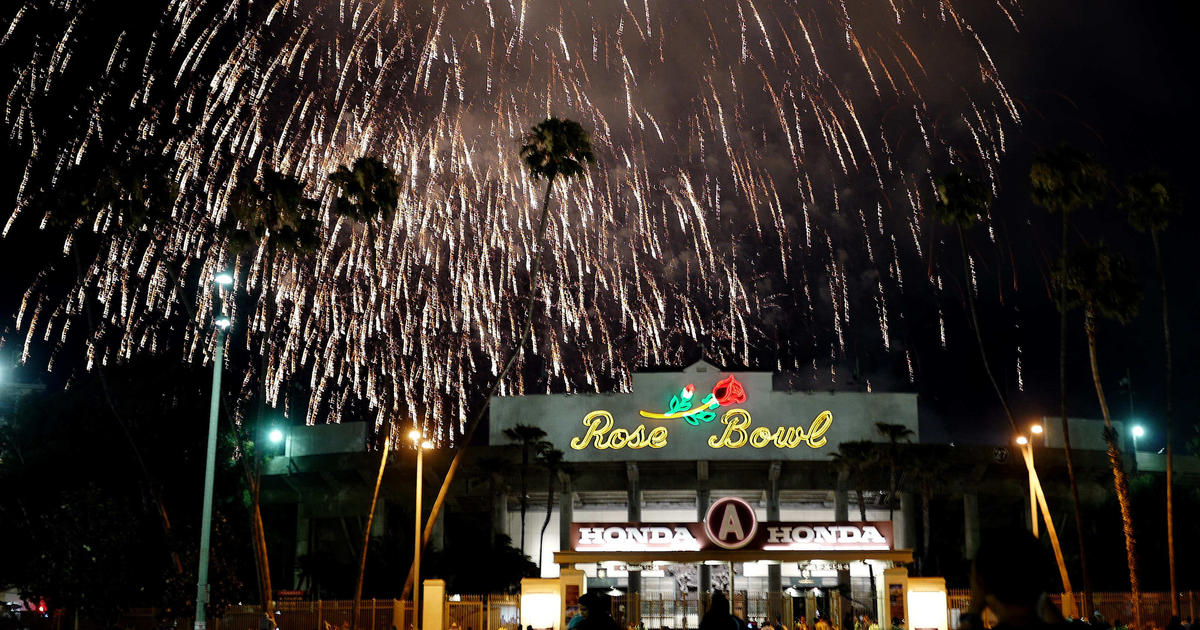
[570,408,833,452]
[570,520,894,553]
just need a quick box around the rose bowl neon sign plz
[569,373,833,452]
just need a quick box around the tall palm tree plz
[503,425,549,555]
[831,440,880,596]
[536,446,569,570]
[904,447,949,575]
[226,168,321,615]
[1030,145,1106,612]
[1119,171,1181,615]
[329,156,400,273]
[402,118,593,598]
[476,455,515,549]
[329,156,402,630]
[350,435,391,630]
[1058,245,1143,630]
[874,422,913,524]
[931,170,1017,435]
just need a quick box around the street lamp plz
[410,431,433,630]
[195,271,232,630]
[268,428,284,443]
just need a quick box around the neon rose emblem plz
[712,374,746,406]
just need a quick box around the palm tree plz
[536,446,569,570]
[1030,145,1106,612]
[350,434,391,630]
[227,169,321,258]
[476,455,515,549]
[874,422,913,524]
[1119,171,1182,615]
[329,156,402,630]
[225,167,321,615]
[1058,245,1143,630]
[931,170,1017,435]
[904,447,950,575]
[329,156,400,273]
[831,440,880,596]
[504,425,549,555]
[402,118,593,598]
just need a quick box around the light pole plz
[410,431,433,630]
[195,271,233,630]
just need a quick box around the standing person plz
[796,616,809,630]
[816,616,831,630]
[960,529,1067,630]
[701,592,739,630]
[577,593,621,630]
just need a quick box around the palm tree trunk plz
[1150,231,1177,615]
[400,175,558,599]
[955,227,1017,434]
[1059,212,1093,613]
[856,483,876,606]
[519,446,530,555]
[1084,307,1142,630]
[352,438,390,630]
[538,470,556,570]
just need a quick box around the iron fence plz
[948,590,1200,630]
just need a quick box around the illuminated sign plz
[639,374,748,424]
[569,408,833,452]
[570,518,894,553]
[705,497,758,550]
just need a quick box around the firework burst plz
[2,0,1022,443]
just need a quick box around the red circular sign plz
[704,496,758,549]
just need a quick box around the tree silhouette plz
[931,169,1016,434]
[503,424,549,555]
[1058,244,1143,629]
[1031,145,1106,613]
[1120,170,1182,615]
[403,117,594,598]
[875,422,913,524]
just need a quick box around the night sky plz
[0,0,1196,450]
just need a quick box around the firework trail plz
[1,0,1021,443]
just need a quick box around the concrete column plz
[767,462,782,607]
[626,463,641,601]
[834,471,850,521]
[698,463,711,597]
[422,578,445,630]
[493,490,508,548]
[294,515,310,590]
[431,504,445,553]
[559,475,575,553]
[835,470,851,597]
[963,493,980,560]
[898,493,917,551]
[371,499,387,538]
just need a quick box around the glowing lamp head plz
[420,440,434,450]
[215,271,234,286]
[1015,436,1029,446]
[409,429,420,442]
[1132,425,1145,438]
[268,429,284,443]
[1030,424,1043,435]
[215,317,231,330]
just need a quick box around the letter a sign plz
[704,497,758,549]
